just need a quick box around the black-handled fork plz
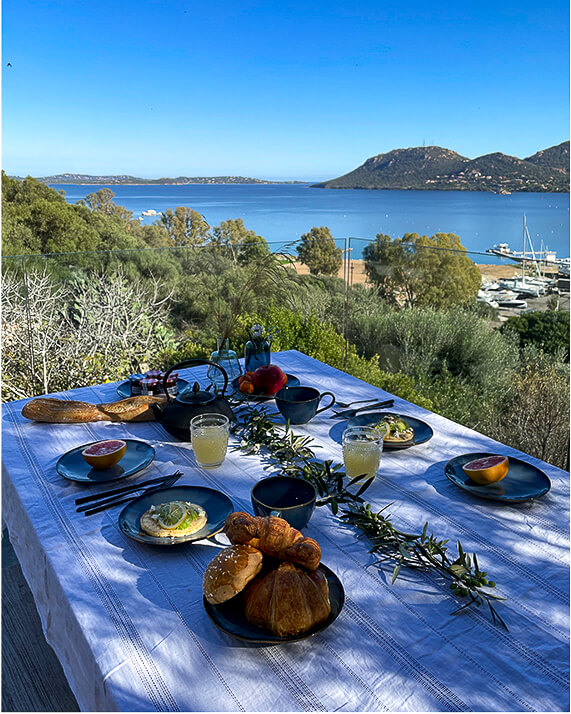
[78,471,183,516]
[330,399,395,419]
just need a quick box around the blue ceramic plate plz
[116,378,190,399]
[204,562,345,643]
[445,452,551,503]
[230,373,300,402]
[118,485,233,545]
[56,439,155,483]
[347,412,434,450]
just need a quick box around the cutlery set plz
[330,399,394,419]
[75,471,183,516]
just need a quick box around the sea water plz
[52,183,570,262]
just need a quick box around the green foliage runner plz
[234,405,507,629]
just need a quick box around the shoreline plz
[292,259,558,284]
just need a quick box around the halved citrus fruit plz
[82,440,127,469]
[157,501,188,529]
[462,455,509,485]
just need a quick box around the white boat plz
[498,277,544,297]
[477,290,499,308]
[497,298,528,309]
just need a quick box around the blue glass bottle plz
[244,324,271,372]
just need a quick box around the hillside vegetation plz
[313,142,569,193]
[2,174,569,469]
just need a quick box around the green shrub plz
[502,310,570,361]
[480,348,570,469]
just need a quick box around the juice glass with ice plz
[190,413,230,468]
[342,425,383,481]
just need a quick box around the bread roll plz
[243,561,331,637]
[203,545,263,605]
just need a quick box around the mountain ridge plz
[313,142,569,192]
[16,174,305,185]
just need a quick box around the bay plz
[52,183,570,262]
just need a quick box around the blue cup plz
[274,386,335,425]
[251,476,317,530]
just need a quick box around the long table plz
[2,350,569,711]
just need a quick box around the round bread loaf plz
[203,545,263,604]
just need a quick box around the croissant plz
[224,512,321,571]
[243,561,331,637]
[21,395,166,423]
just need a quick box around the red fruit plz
[462,455,509,485]
[252,365,287,395]
[82,440,127,469]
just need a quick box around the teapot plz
[152,359,235,441]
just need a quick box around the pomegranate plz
[252,365,287,395]
[82,440,127,469]
[462,454,509,485]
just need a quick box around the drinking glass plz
[342,425,383,481]
[190,413,230,468]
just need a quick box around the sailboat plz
[498,216,555,297]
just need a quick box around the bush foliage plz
[2,174,569,469]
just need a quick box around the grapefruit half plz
[462,455,509,485]
[82,440,127,469]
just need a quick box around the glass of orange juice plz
[190,413,230,468]
[342,425,383,482]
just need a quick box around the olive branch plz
[233,405,507,629]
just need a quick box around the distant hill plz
[23,174,304,185]
[313,142,569,193]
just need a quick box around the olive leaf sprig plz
[233,405,374,510]
[233,406,507,628]
[342,504,507,629]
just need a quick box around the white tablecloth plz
[2,350,569,712]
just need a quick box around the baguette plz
[21,395,166,423]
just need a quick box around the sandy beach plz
[292,259,528,285]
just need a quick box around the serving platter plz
[116,378,190,399]
[57,439,155,483]
[445,452,551,503]
[347,411,434,450]
[203,562,345,643]
[230,373,300,402]
[118,485,233,545]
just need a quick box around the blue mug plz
[274,386,336,425]
[251,476,317,530]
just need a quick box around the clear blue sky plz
[3,0,569,180]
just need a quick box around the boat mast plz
[521,215,526,283]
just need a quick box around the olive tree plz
[296,226,343,276]
[363,232,481,308]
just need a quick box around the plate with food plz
[118,485,233,545]
[202,511,344,643]
[445,452,551,503]
[347,412,433,449]
[116,375,189,398]
[57,439,155,483]
[231,365,300,401]
[204,560,345,644]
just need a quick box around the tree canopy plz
[211,218,269,264]
[159,207,211,247]
[296,226,342,276]
[363,232,480,308]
